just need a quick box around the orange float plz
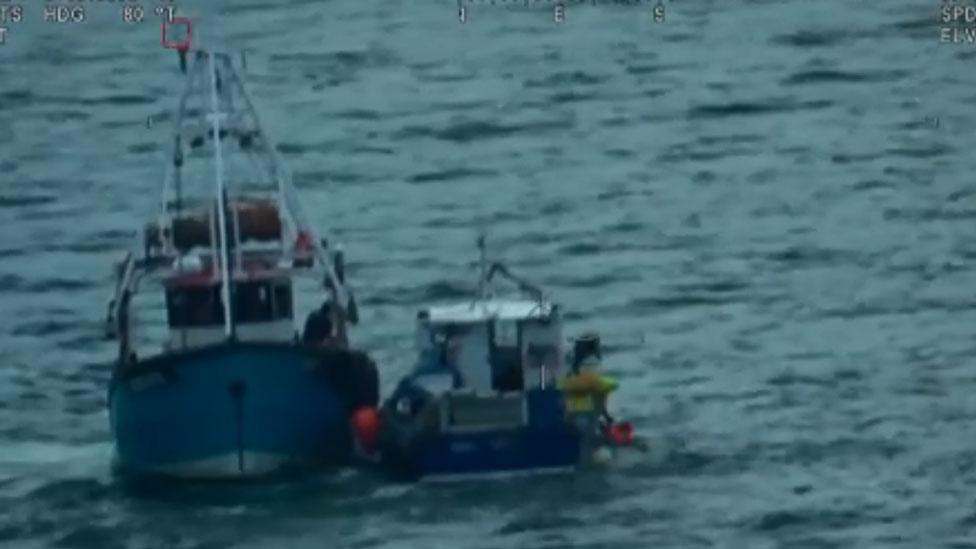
[350,406,381,454]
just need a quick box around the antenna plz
[207,52,234,339]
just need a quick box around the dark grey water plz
[1,0,974,547]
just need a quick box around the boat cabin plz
[162,255,295,351]
[416,299,563,394]
[407,298,565,434]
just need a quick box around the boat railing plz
[231,199,243,272]
[473,235,546,308]
[105,251,136,339]
[207,199,219,278]
[484,262,544,302]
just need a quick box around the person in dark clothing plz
[302,301,339,347]
[432,331,465,389]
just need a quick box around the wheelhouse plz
[104,51,358,370]
[162,259,296,351]
[415,299,563,395]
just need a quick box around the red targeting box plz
[161,17,192,50]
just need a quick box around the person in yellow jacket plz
[559,360,618,419]
[558,334,618,463]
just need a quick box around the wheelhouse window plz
[166,286,224,328]
[166,281,293,328]
[235,281,293,323]
[525,344,558,371]
[491,320,523,392]
[273,283,292,319]
[235,282,272,323]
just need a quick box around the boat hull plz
[380,389,582,481]
[415,427,580,482]
[109,342,374,479]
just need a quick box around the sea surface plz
[0,0,974,547]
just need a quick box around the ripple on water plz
[781,69,910,86]
[77,95,156,107]
[769,30,853,48]
[0,275,97,295]
[407,167,498,184]
[394,118,576,144]
[523,70,609,88]
[362,279,472,307]
[0,195,57,209]
[687,99,835,120]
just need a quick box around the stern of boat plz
[109,343,376,479]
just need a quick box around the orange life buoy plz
[351,406,381,454]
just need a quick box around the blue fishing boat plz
[377,237,632,482]
[104,50,377,479]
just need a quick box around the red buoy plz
[351,406,381,454]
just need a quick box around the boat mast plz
[222,63,352,309]
[160,63,199,243]
[208,52,235,339]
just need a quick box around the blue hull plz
[380,389,582,481]
[413,427,580,481]
[109,343,363,479]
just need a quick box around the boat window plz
[273,283,292,319]
[525,344,558,370]
[493,321,518,346]
[166,286,224,328]
[492,348,523,392]
[235,281,274,323]
[445,393,525,431]
[166,282,291,327]
[431,323,470,341]
[490,320,522,392]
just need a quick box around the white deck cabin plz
[415,298,564,396]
